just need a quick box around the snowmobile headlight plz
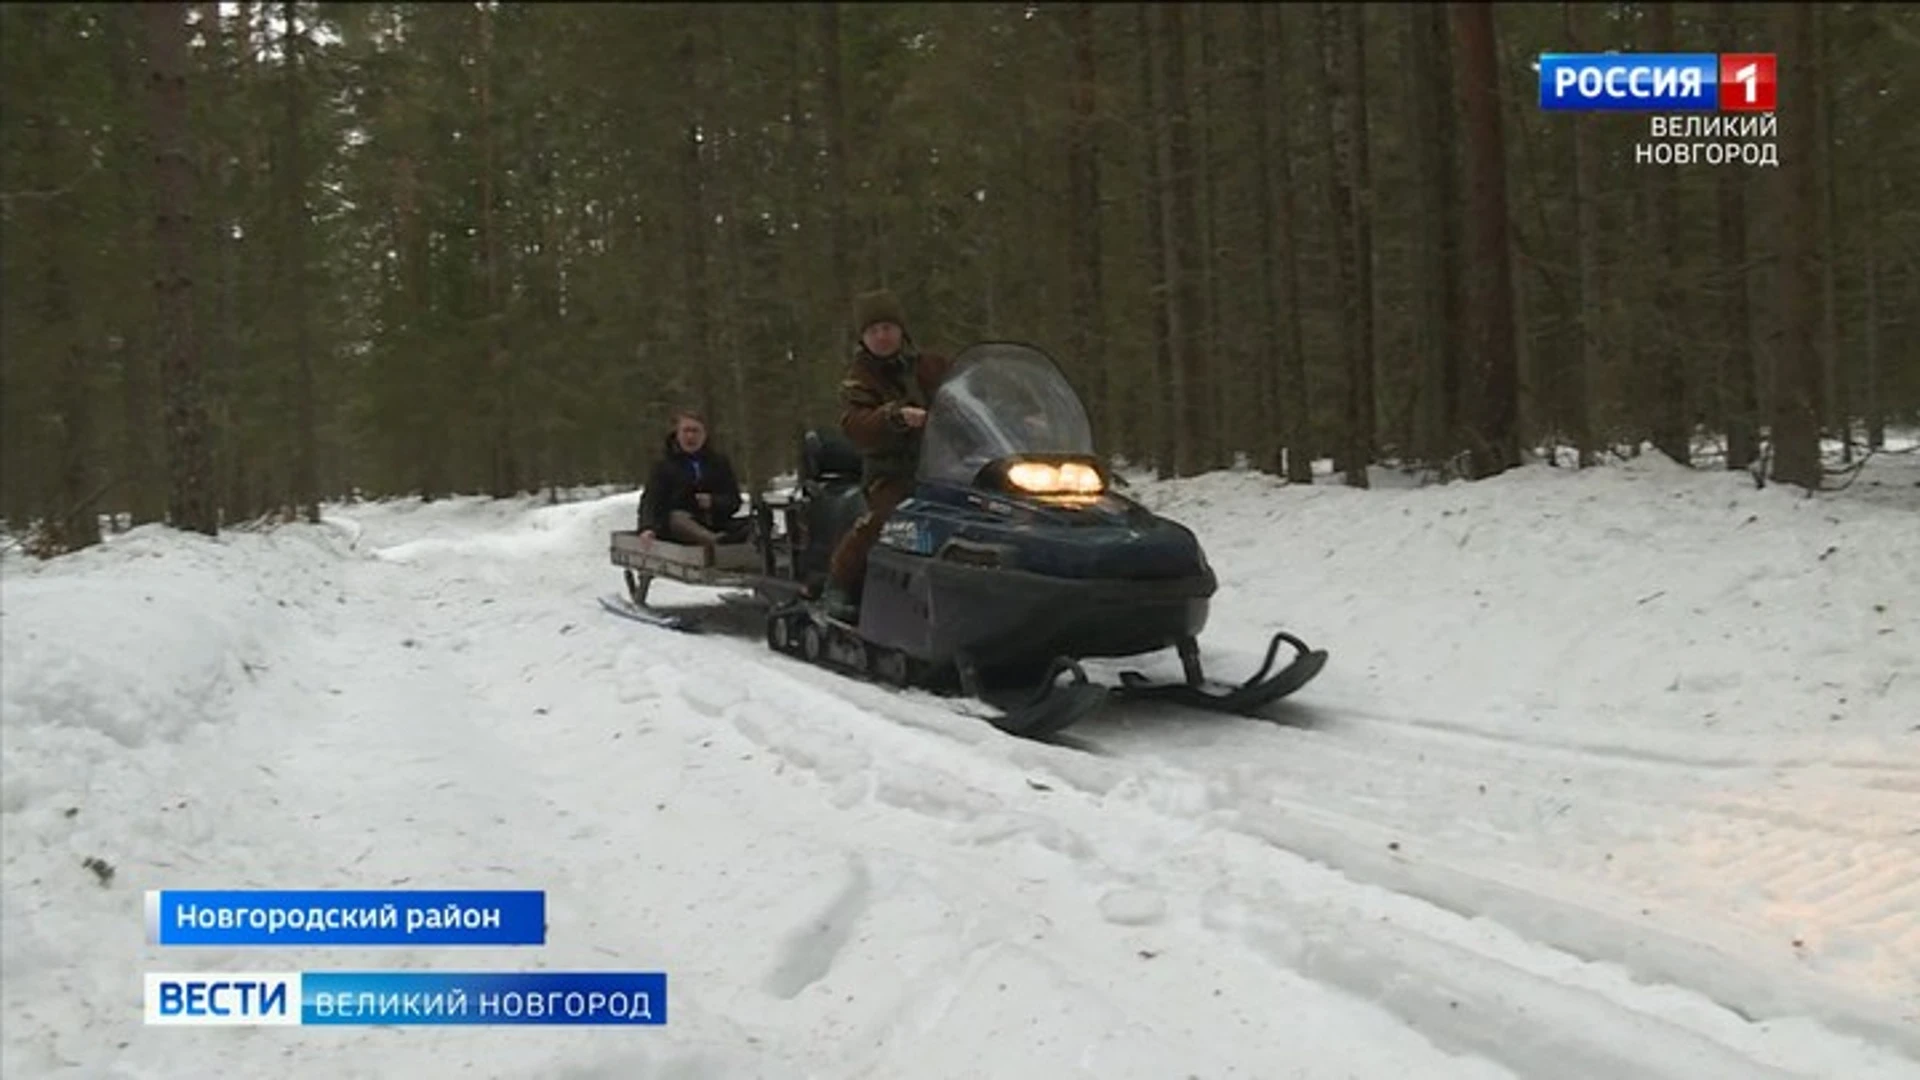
[1006,460,1106,496]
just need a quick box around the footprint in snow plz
[761,854,873,1000]
[1098,887,1168,927]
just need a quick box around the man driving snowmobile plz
[636,408,746,565]
[821,289,953,620]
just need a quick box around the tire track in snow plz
[1070,700,1920,1057]
[1307,695,1920,779]
[746,633,1920,1034]
[1209,767,1918,1060]
[1197,879,1816,1080]
[641,630,1918,1080]
[617,583,1920,1064]
[1095,695,1909,845]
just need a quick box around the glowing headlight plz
[1006,461,1105,495]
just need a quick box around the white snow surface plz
[4,448,1918,1079]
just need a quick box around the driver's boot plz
[819,583,859,623]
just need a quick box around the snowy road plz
[4,451,1917,1078]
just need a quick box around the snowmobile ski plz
[1112,630,1327,716]
[598,593,700,633]
[971,657,1112,738]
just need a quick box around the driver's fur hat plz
[853,289,907,334]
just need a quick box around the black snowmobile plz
[604,341,1327,737]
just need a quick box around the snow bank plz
[347,490,637,564]
[1127,452,1920,760]
[1,521,363,1078]
[1,525,353,810]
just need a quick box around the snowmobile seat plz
[802,429,863,488]
[787,429,867,579]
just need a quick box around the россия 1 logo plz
[1717,53,1778,112]
[1536,51,1779,168]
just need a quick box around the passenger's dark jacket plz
[637,432,742,533]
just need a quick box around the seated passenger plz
[636,408,746,562]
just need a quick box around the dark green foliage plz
[1,2,1911,542]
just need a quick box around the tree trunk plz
[1245,3,1282,477]
[207,5,243,518]
[1768,2,1822,490]
[1433,5,1464,468]
[30,6,101,550]
[710,19,755,486]
[1264,5,1313,483]
[678,15,714,428]
[1065,3,1111,453]
[106,3,163,525]
[1406,2,1441,461]
[1196,6,1229,468]
[530,91,565,487]
[141,1,218,534]
[1347,6,1376,483]
[1451,2,1519,479]
[1563,2,1598,467]
[720,187,756,489]
[1155,4,1206,478]
[1715,2,1757,470]
[1409,4,1463,466]
[1814,5,1848,462]
[476,4,515,497]
[1138,3,1175,476]
[1643,3,1688,465]
[1864,163,1884,450]
[1318,2,1371,487]
[783,12,814,428]
[395,110,442,497]
[283,0,320,521]
[819,2,852,339]
[1010,28,1042,344]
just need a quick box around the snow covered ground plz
[3,442,1917,1079]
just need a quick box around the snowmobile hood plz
[905,478,1214,583]
[919,476,1144,528]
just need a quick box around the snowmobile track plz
[596,590,1293,749]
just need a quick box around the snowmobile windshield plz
[919,342,1097,488]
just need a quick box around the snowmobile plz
[604,341,1327,738]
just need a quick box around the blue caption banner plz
[144,971,667,1025]
[303,971,666,1025]
[1538,53,1720,111]
[146,890,546,946]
